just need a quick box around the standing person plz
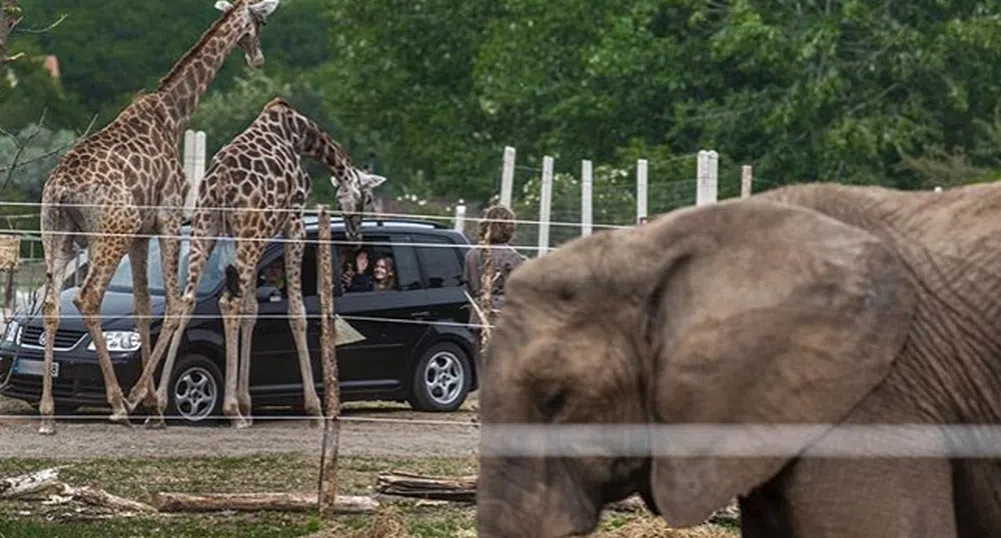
[463,205,525,363]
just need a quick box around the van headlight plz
[87,331,141,352]
[2,320,20,344]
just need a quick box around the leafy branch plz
[0,1,66,68]
[0,113,98,199]
[0,0,25,67]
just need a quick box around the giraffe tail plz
[224,264,240,297]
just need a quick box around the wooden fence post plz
[316,205,341,518]
[696,150,719,206]
[453,204,466,232]
[182,129,206,218]
[636,159,648,224]
[537,156,554,256]
[581,159,593,236]
[500,146,516,208]
[741,165,753,198]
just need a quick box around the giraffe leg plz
[145,211,184,423]
[219,288,245,428]
[237,288,256,427]
[145,234,218,429]
[73,236,133,427]
[128,209,216,418]
[139,213,217,422]
[283,216,322,428]
[220,239,263,429]
[38,234,75,436]
[127,238,159,415]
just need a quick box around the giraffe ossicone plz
[34,0,282,435]
[126,97,387,430]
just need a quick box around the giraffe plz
[36,0,284,435]
[125,97,387,429]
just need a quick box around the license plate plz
[14,359,59,378]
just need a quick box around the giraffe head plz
[335,168,387,244]
[213,0,281,68]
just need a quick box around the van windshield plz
[107,235,225,296]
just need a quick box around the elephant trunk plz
[477,456,600,538]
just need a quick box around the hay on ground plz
[305,506,412,538]
[595,518,737,538]
[306,508,736,538]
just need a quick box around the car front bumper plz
[0,347,143,407]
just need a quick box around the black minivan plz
[0,216,479,423]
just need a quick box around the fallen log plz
[375,471,477,502]
[150,492,379,514]
[0,467,63,499]
[55,484,155,513]
[376,474,653,513]
[0,467,155,513]
[374,471,740,524]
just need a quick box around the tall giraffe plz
[36,0,283,435]
[126,97,387,429]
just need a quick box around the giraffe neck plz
[283,108,354,186]
[155,9,250,133]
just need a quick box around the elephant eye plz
[538,389,568,420]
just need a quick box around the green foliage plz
[187,66,368,206]
[0,43,89,132]
[188,68,328,156]
[319,0,502,203]
[0,122,78,201]
[7,0,1001,213]
[16,0,335,129]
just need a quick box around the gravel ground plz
[0,396,480,460]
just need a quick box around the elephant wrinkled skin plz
[476,182,1001,538]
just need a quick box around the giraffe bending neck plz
[267,99,354,183]
[155,3,252,129]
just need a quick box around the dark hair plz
[478,205,516,244]
[374,256,396,290]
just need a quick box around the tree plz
[0,0,23,67]
[1,0,65,69]
[319,0,504,203]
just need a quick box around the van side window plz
[413,234,463,289]
[335,234,421,292]
[256,245,319,297]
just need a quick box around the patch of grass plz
[0,455,479,538]
[0,512,322,538]
[0,455,477,502]
[0,454,733,538]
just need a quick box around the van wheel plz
[409,342,471,412]
[166,353,223,424]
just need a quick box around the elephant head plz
[475,198,916,537]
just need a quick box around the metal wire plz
[0,228,573,251]
[0,414,479,426]
[0,200,638,229]
[2,313,496,329]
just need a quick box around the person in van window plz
[260,258,286,297]
[372,255,396,290]
[343,249,374,292]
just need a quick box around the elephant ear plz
[642,199,917,527]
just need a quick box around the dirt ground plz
[0,395,480,460]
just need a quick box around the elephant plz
[475,181,1001,538]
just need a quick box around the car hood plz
[17,287,168,333]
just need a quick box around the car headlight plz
[87,331,141,352]
[2,320,20,344]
